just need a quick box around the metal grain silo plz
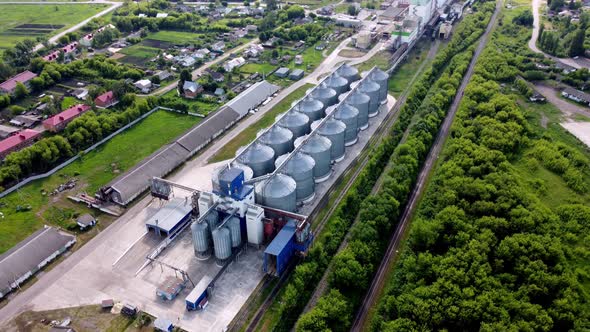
[259,125,294,156]
[294,98,325,121]
[260,174,297,212]
[212,227,231,262]
[322,75,349,95]
[337,64,360,86]
[298,134,332,182]
[310,87,338,107]
[346,92,370,130]
[228,216,242,248]
[359,80,381,117]
[275,152,316,202]
[312,118,346,162]
[236,143,275,177]
[205,210,219,231]
[370,69,389,103]
[334,104,359,146]
[276,111,310,138]
[191,221,210,257]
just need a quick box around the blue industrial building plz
[263,222,296,277]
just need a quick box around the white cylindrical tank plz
[312,118,346,162]
[191,221,210,257]
[228,216,242,248]
[212,227,232,262]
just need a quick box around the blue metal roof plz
[265,223,296,256]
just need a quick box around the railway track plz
[350,2,502,330]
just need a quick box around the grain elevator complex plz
[114,63,391,330]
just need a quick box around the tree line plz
[371,6,590,331]
[256,2,497,331]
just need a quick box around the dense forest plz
[371,3,590,331]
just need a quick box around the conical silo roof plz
[259,125,294,156]
[334,104,359,145]
[346,92,370,129]
[277,110,310,138]
[294,98,325,121]
[337,64,360,84]
[236,143,275,177]
[261,174,297,211]
[322,74,349,94]
[299,134,331,181]
[370,69,389,102]
[310,87,337,107]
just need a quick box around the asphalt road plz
[0,0,123,52]
[350,0,502,330]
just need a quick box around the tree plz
[347,5,358,16]
[286,5,305,19]
[13,82,29,99]
[178,69,192,94]
[266,0,277,11]
[569,28,585,57]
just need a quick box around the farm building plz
[225,80,280,116]
[289,69,304,80]
[76,214,97,230]
[211,41,226,52]
[562,87,590,105]
[146,198,193,237]
[94,91,118,108]
[0,71,37,95]
[0,226,75,299]
[275,67,290,78]
[43,104,91,132]
[9,115,40,128]
[0,124,19,139]
[135,79,153,93]
[0,129,41,159]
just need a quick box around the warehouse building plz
[145,197,193,237]
[0,226,75,299]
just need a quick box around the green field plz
[148,30,206,44]
[161,89,221,115]
[0,4,109,49]
[0,110,200,255]
[119,45,160,60]
[210,83,314,162]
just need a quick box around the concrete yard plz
[561,122,590,148]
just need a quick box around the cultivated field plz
[119,30,205,66]
[0,4,108,49]
[0,110,200,255]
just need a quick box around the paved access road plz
[350,0,502,330]
[0,0,123,52]
[533,82,590,119]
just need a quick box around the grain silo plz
[337,64,360,86]
[276,110,310,138]
[191,221,210,258]
[322,74,349,95]
[275,152,316,202]
[236,143,276,177]
[359,80,380,117]
[294,98,325,121]
[227,216,242,248]
[310,87,338,107]
[370,68,389,103]
[312,118,346,162]
[212,227,232,264]
[205,210,219,232]
[259,174,297,212]
[296,134,332,182]
[345,92,370,130]
[334,104,359,146]
[259,125,294,156]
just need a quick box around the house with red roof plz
[43,104,91,133]
[0,71,38,95]
[42,42,78,62]
[94,91,118,108]
[0,129,41,159]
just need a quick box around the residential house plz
[211,41,226,53]
[223,57,246,72]
[214,88,225,97]
[561,87,590,105]
[10,115,40,128]
[0,71,38,95]
[293,41,305,49]
[0,129,41,159]
[281,55,292,63]
[244,44,264,58]
[289,69,304,80]
[0,124,19,139]
[76,214,96,230]
[182,81,203,99]
[134,79,153,93]
[94,91,118,108]
[43,50,61,62]
[43,104,91,132]
[156,70,173,81]
[275,67,290,78]
[246,25,258,33]
[234,28,248,39]
[317,5,334,15]
[180,56,196,67]
[263,37,281,48]
[72,88,89,100]
[294,17,313,25]
[208,70,225,82]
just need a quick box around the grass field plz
[0,110,200,255]
[161,89,221,115]
[210,83,314,162]
[148,30,206,44]
[0,4,108,49]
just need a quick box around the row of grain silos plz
[232,65,389,213]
